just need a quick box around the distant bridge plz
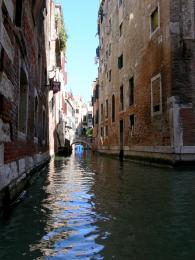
[71,137,93,149]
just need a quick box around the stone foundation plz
[97,146,195,166]
[0,152,50,208]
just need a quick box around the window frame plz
[120,85,124,111]
[151,73,162,117]
[112,94,115,122]
[105,99,108,118]
[109,69,112,82]
[129,76,134,106]
[150,4,160,37]
[18,66,29,140]
[101,103,104,121]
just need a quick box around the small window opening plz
[119,22,123,37]
[18,68,28,134]
[34,96,39,137]
[15,0,22,27]
[105,99,108,118]
[112,95,115,122]
[151,7,159,33]
[120,85,124,110]
[118,54,123,69]
[129,77,134,106]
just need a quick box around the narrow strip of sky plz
[60,0,99,102]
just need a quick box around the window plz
[129,115,135,129]
[101,103,104,121]
[42,107,46,142]
[112,95,115,122]
[15,0,22,27]
[34,95,39,137]
[118,54,123,69]
[119,0,123,7]
[129,115,135,136]
[119,22,123,37]
[88,113,92,119]
[95,84,99,99]
[95,109,99,124]
[151,73,162,116]
[96,46,100,58]
[76,109,79,113]
[129,77,134,106]
[151,7,159,34]
[109,70,112,82]
[49,96,55,115]
[83,115,87,122]
[109,43,111,56]
[55,39,61,67]
[105,99,108,118]
[101,127,104,137]
[105,125,108,137]
[120,85,124,110]
[18,68,28,134]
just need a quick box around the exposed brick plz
[0,0,49,167]
[93,0,195,162]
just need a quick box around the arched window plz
[112,94,115,122]
[18,68,28,134]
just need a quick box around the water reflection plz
[29,155,104,259]
[0,153,195,259]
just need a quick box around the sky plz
[59,0,99,102]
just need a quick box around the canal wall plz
[0,152,50,208]
[98,146,195,166]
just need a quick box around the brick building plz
[93,0,195,164]
[46,1,68,156]
[92,79,99,150]
[0,0,50,204]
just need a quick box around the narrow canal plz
[0,152,195,260]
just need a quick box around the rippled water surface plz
[1,152,195,259]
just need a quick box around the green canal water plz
[0,152,195,259]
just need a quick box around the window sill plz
[150,27,160,39]
[151,110,162,117]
